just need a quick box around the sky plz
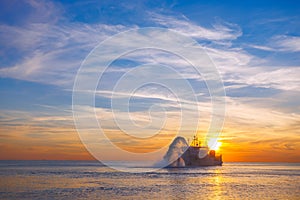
[0,0,299,162]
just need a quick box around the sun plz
[214,141,222,151]
[208,139,222,151]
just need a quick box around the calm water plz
[0,161,299,200]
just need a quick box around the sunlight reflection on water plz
[0,161,299,199]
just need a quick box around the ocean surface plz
[0,161,299,200]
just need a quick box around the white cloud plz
[205,47,300,92]
[247,44,275,51]
[0,20,130,86]
[243,67,300,91]
[0,1,298,95]
[225,96,300,130]
[248,35,300,52]
[149,13,242,42]
[272,35,300,52]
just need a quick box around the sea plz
[0,161,299,200]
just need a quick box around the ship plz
[165,135,223,167]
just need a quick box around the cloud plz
[249,35,300,52]
[244,67,300,91]
[272,35,300,52]
[0,1,131,86]
[225,67,300,91]
[26,0,62,23]
[149,12,242,42]
[204,45,300,91]
[247,44,276,51]
[1,1,298,95]
[0,22,131,86]
[0,106,86,159]
[0,107,73,128]
[225,96,300,128]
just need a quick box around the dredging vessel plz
[165,135,223,167]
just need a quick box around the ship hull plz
[167,146,222,167]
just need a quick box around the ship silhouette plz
[165,135,223,167]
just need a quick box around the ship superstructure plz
[166,136,222,167]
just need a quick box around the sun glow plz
[208,139,222,151]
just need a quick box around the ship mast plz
[191,135,201,147]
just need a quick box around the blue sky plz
[0,0,299,161]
